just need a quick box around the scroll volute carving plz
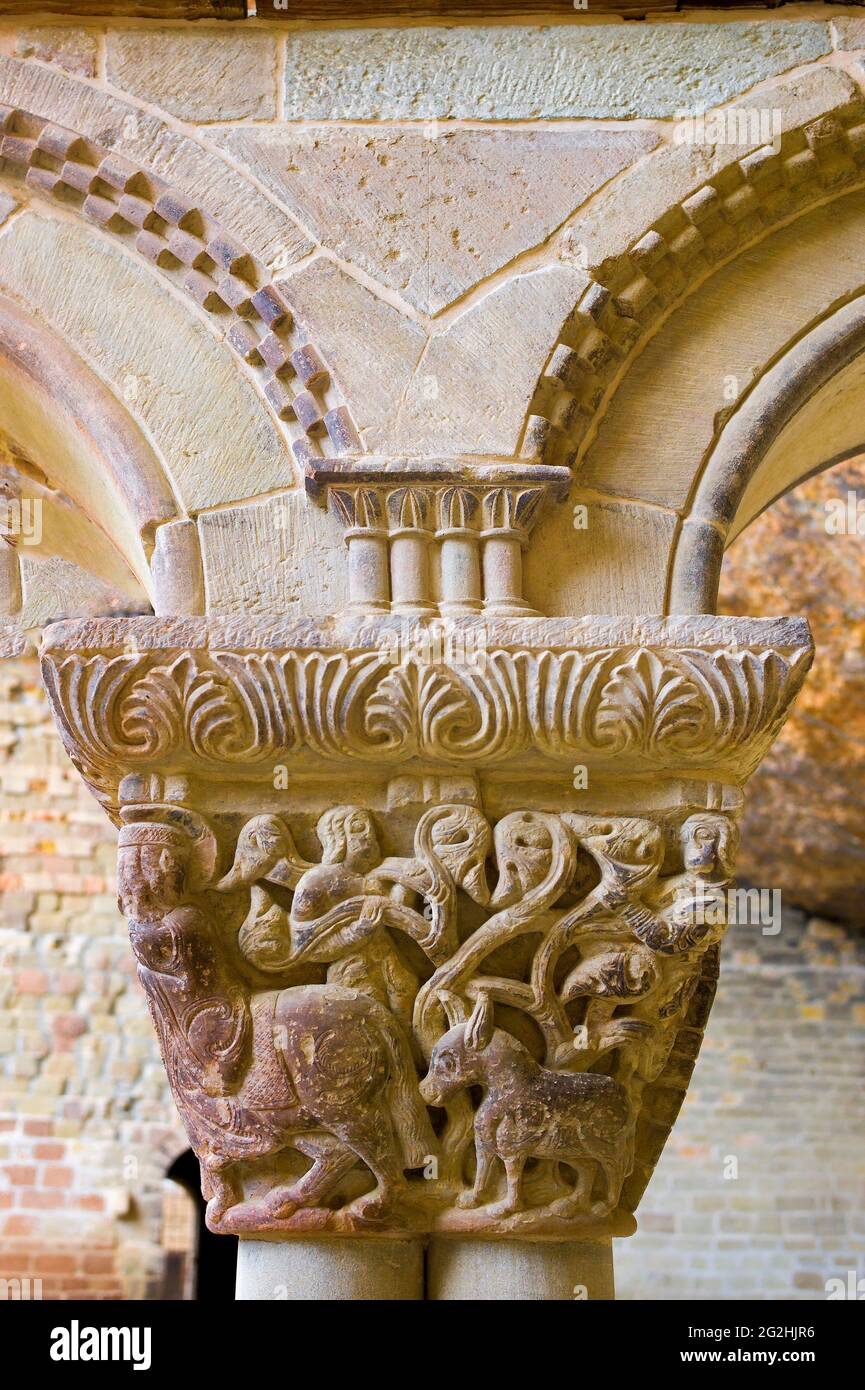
[113,792,742,1238]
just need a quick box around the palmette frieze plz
[39,615,812,812]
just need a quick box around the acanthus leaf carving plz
[40,625,812,811]
[593,649,706,754]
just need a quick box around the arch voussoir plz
[0,102,359,471]
[527,66,865,473]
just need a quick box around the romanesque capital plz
[39,608,811,1240]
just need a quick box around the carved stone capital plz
[38,613,810,1240]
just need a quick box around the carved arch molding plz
[0,100,359,466]
[4,69,865,619]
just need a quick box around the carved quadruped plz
[38,611,811,1239]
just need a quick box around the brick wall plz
[618,903,865,1301]
[0,657,186,1300]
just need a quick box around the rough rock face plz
[719,458,865,927]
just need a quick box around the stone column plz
[39,606,811,1301]
[388,487,434,614]
[237,1238,423,1301]
[437,486,482,615]
[427,1238,614,1301]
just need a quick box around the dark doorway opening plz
[166,1149,238,1301]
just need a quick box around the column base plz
[482,600,540,616]
[235,1238,424,1301]
[426,1238,614,1301]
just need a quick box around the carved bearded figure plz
[116,819,253,1155]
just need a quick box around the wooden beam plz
[254,2,675,17]
[0,0,857,21]
[0,2,245,18]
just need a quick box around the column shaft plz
[390,531,433,611]
[439,533,482,612]
[427,1239,614,1301]
[236,1238,424,1301]
[482,533,525,612]
[346,531,389,609]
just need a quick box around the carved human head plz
[317,805,380,874]
[117,822,191,918]
[680,812,738,879]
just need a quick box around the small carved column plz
[329,486,390,612]
[437,487,482,615]
[388,487,434,614]
[481,486,543,615]
[306,459,570,619]
[39,609,812,1301]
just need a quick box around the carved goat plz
[420,993,634,1218]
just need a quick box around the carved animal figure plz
[374,802,492,960]
[117,816,436,1226]
[414,810,576,1054]
[419,993,633,1218]
[609,811,739,1088]
[532,816,666,1060]
[255,983,436,1219]
[412,810,576,1184]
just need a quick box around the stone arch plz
[0,294,175,612]
[0,78,358,469]
[670,294,865,613]
[525,176,865,617]
[524,65,865,474]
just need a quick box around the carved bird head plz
[425,806,492,905]
[490,811,557,908]
[216,815,310,892]
[569,816,664,893]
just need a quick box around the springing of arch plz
[524,72,865,473]
[0,293,174,601]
